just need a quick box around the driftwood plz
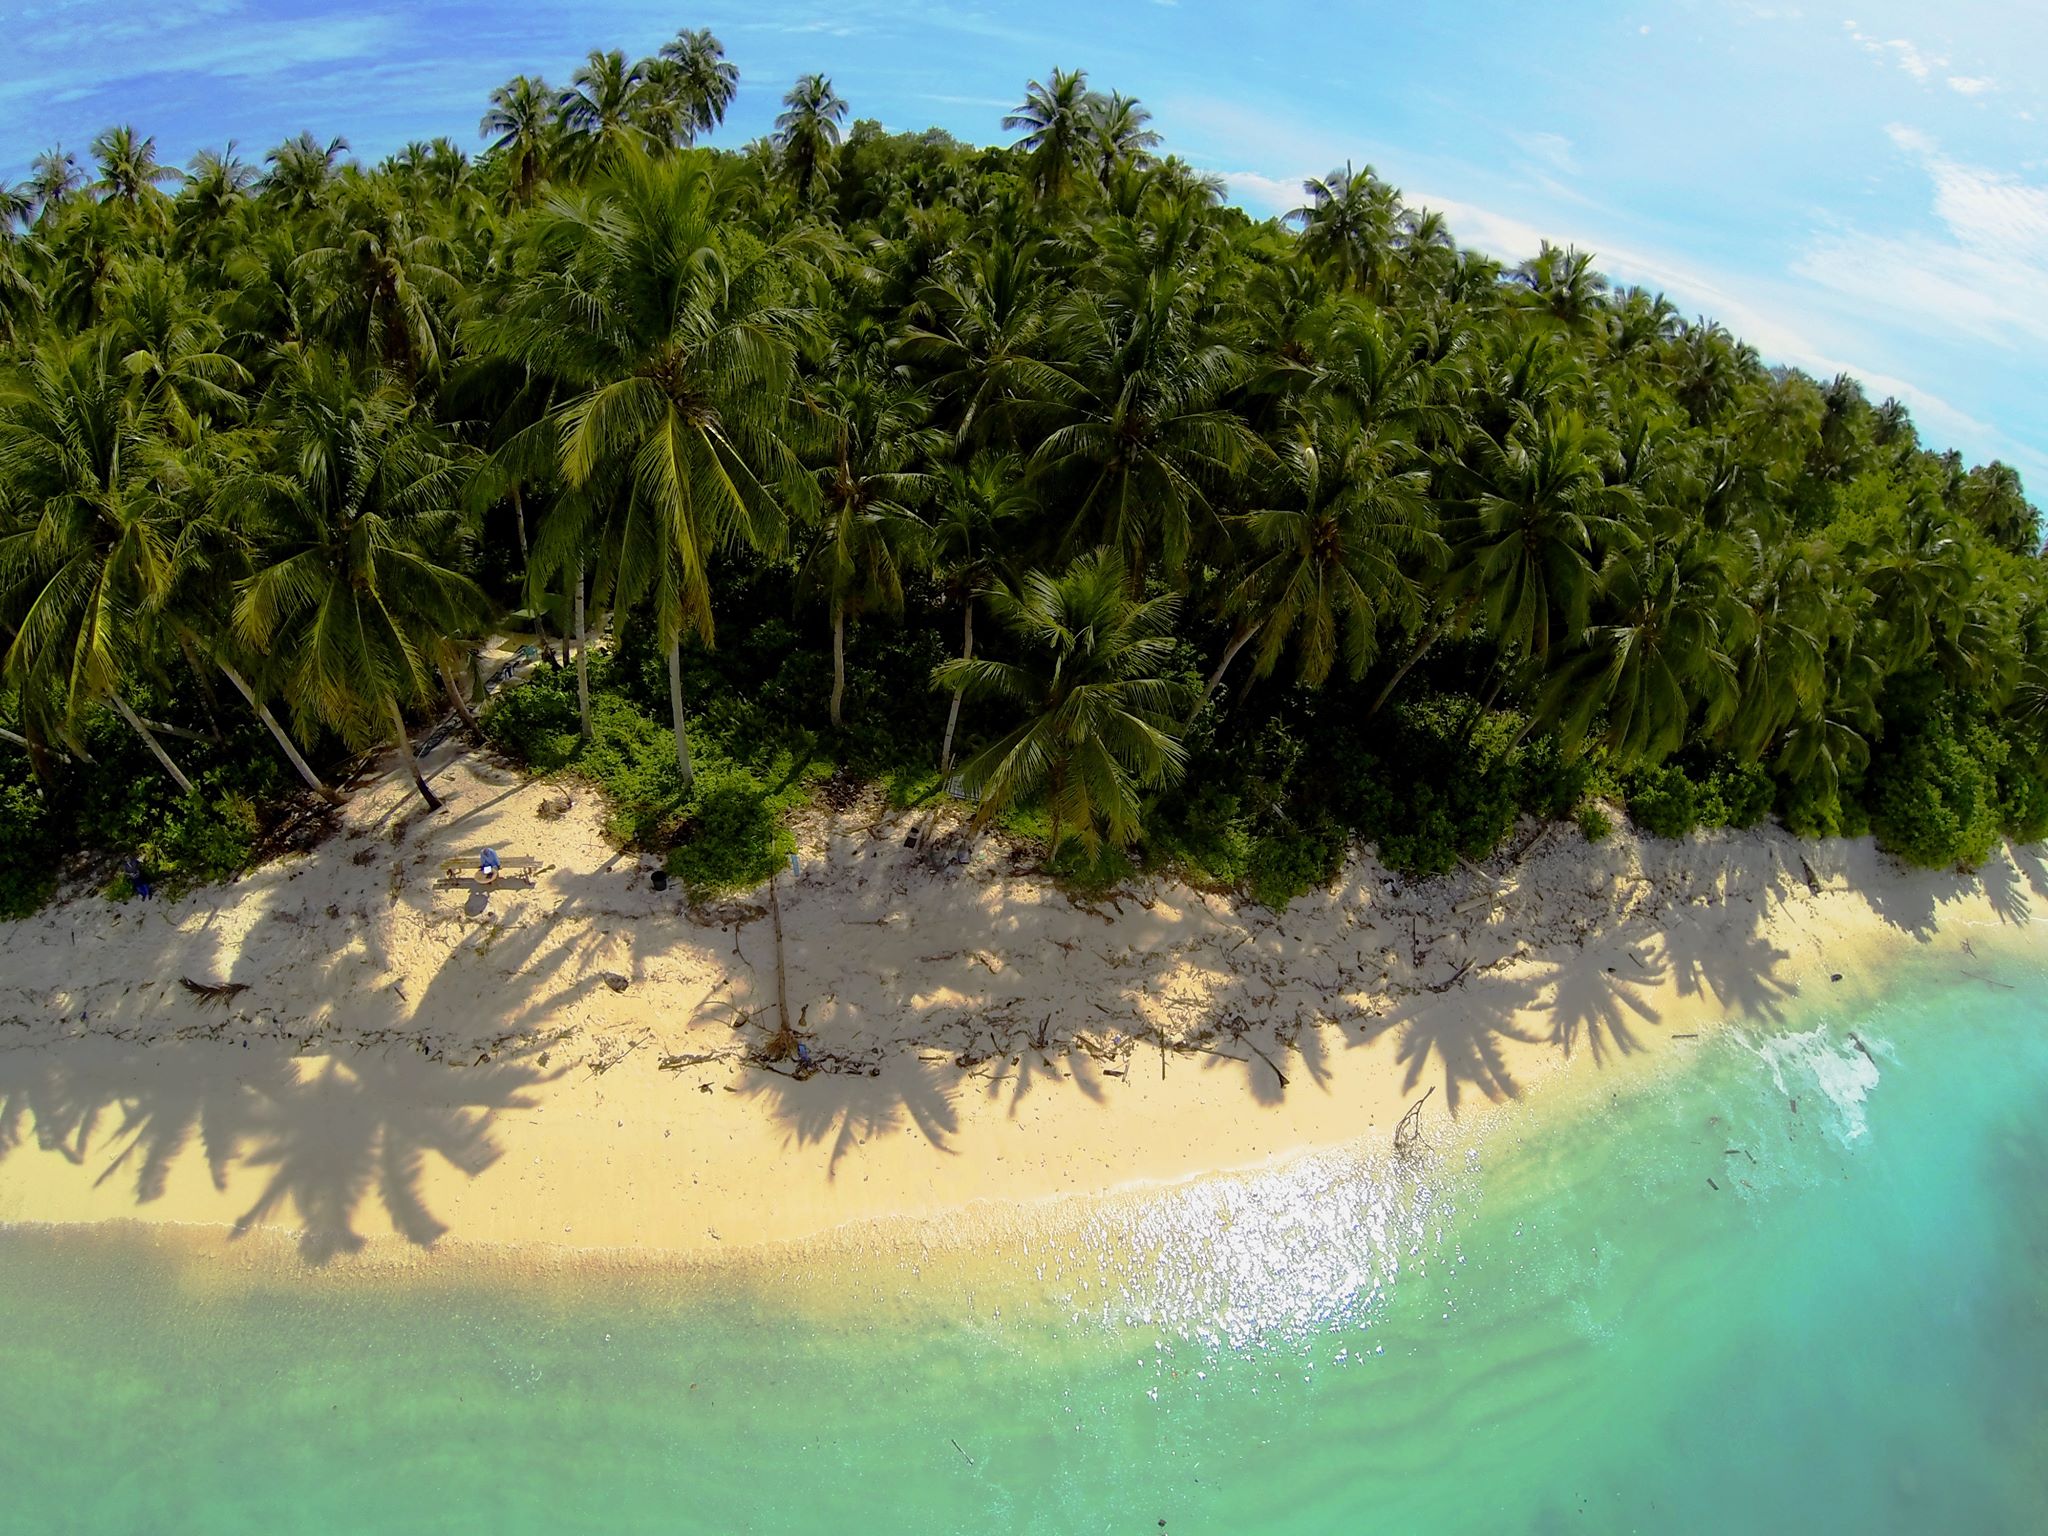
[180,978,250,1006]
[1394,1086,1436,1153]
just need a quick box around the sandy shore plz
[0,732,2040,1270]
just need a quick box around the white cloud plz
[1216,169,1301,215]
[1947,75,1996,96]
[1843,21,1950,83]
[1797,127,2048,354]
[1511,131,1577,175]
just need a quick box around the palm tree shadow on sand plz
[736,1057,961,1179]
[226,1049,554,1263]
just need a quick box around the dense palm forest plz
[2,30,2043,915]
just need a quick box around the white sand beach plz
[0,735,2040,1268]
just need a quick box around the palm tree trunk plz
[109,692,196,797]
[439,660,480,735]
[667,642,694,787]
[1370,595,1480,717]
[939,602,974,774]
[1193,622,1262,723]
[829,600,847,730]
[573,557,592,741]
[387,695,441,812]
[217,658,343,806]
[510,484,555,660]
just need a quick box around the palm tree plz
[89,126,181,208]
[175,146,258,262]
[929,454,1030,771]
[935,549,1190,855]
[229,358,489,812]
[1368,406,1625,715]
[1539,534,1739,766]
[1512,242,1608,333]
[0,337,194,792]
[262,133,349,213]
[894,235,1063,453]
[660,28,740,140]
[799,368,940,727]
[558,50,649,172]
[1853,498,1970,669]
[107,258,251,443]
[1447,407,1633,666]
[1289,165,1401,296]
[158,441,345,805]
[1004,69,1091,200]
[298,183,460,380]
[28,148,83,220]
[1088,91,1160,190]
[1033,269,1262,575]
[773,74,848,200]
[480,76,557,203]
[1666,319,1760,428]
[477,147,812,782]
[1207,415,1441,715]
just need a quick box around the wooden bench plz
[437,857,542,889]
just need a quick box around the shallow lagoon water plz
[3,943,2045,1533]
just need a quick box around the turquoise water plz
[4,944,2046,1533]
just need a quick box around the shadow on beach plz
[2,743,2039,1261]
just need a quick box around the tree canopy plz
[0,30,2042,916]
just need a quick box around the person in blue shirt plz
[478,847,502,885]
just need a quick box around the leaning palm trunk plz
[1369,596,1480,717]
[573,557,592,741]
[0,726,53,797]
[217,657,343,805]
[174,630,227,741]
[666,642,694,786]
[1192,621,1262,724]
[439,659,480,734]
[829,601,847,730]
[386,695,441,811]
[108,693,196,797]
[938,602,973,774]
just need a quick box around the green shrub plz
[1999,759,2048,845]
[1778,777,1846,839]
[483,670,582,771]
[1246,818,1345,909]
[0,779,57,919]
[1515,732,1596,821]
[1626,764,1700,839]
[1706,759,1776,829]
[578,696,693,846]
[1352,697,1522,877]
[665,765,794,896]
[1867,715,2003,868]
[1045,838,1136,895]
[139,789,261,895]
[1147,779,1254,889]
[1575,801,1613,842]
[1994,726,2048,845]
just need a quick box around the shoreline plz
[1,745,2040,1276]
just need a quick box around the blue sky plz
[4,0,2043,487]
